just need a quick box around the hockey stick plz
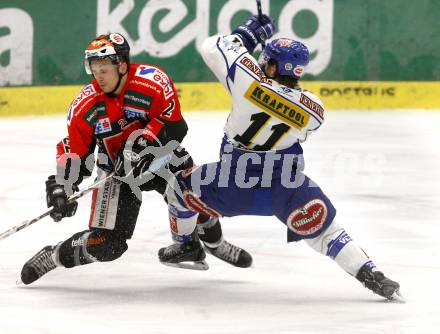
[256,0,266,48]
[0,172,114,241]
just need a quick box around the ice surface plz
[0,111,439,334]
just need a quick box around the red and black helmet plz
[84,33,130,74]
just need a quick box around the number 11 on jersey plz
[234,112,290,151]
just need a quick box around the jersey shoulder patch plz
[299,91,325,120]
[238,56,273,85]
[67,83,98,125]
[134,64,174,99]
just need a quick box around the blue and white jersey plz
[201,35,325,151]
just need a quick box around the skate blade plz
[160,260,209,271]
[388,289,406,303]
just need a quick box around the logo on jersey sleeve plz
[244,81,310,130]
[299,94,324,119]
[70,85,96,113]
[95,117,112,134]
[135,66,174,99]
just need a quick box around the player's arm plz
[59,118,96,184]
[114,83,187,178]
[46,92,97,222]
[142,92,187,147]
[297,91,326,142]
[200,15,275,91]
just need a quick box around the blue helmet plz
[259,38,309,79]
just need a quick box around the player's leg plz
[303,220,401,300]
[157,168,208,270]
[156,146,252,268]
[21,177,141,284]
[196,215,252,268]
[275,173,401,300]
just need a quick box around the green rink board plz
[0,0,439,86]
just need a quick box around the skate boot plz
[204,240,253,268]
[21,246,58,285]
[158,240,209,270]
[356,263,404,302]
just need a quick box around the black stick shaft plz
[256,0,265,48]
[0,173,114,241]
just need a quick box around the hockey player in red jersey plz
[158,16,402,301]
[20,33,251,285]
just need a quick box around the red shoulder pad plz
[131,64,175,100]
[67,82,100,125]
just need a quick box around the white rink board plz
[0,111,439,334]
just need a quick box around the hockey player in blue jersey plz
[158,15,402,301]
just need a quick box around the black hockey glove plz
[232,14,275,53]
[114,137,155,178]
[45,175,78,222]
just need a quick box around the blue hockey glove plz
[232,14,275,53]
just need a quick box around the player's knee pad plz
[56,229,128,268]
[86,229,128,262]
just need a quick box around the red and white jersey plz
[57,63,182,171]
[201,35,325,151]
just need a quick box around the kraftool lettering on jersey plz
[245,82,310,130]
[287,199,328,236]
[124,90,152,109]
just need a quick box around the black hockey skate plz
[204,240,252,268]
[356,263,404,302]
[158,241,209,271]
[21,246,57,285]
